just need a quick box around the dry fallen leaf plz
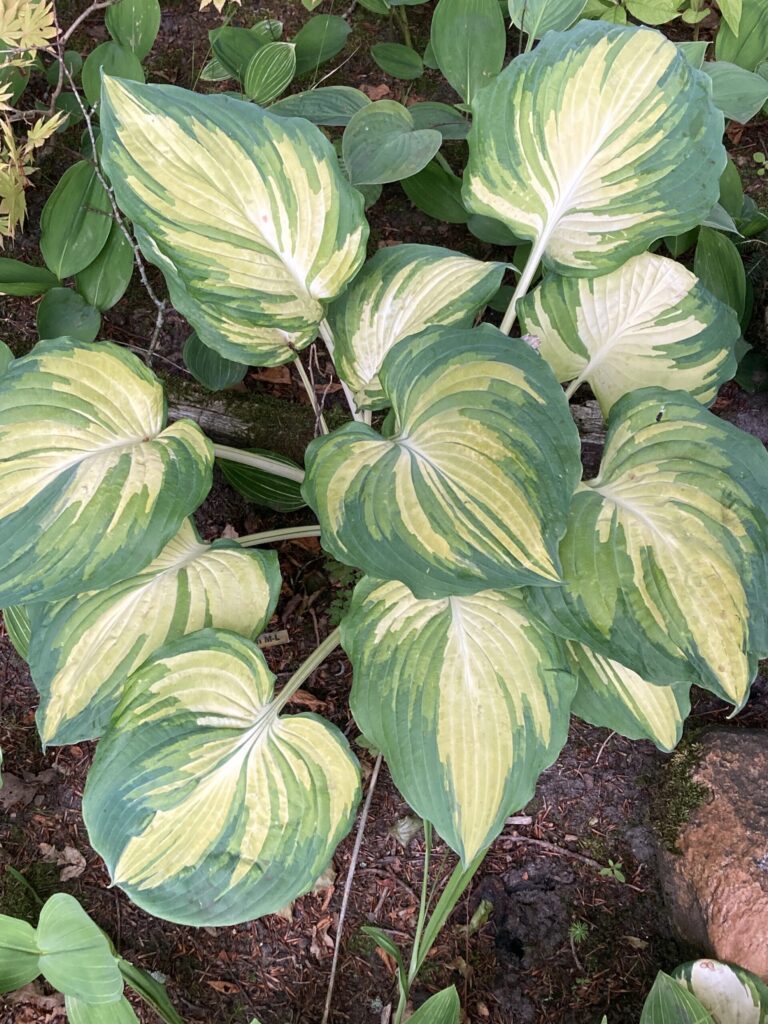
[38,843,86,881]
[206,979,240,995]
[361,83,391,101]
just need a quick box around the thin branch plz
[322,753,384,1024]
[59,61,168,362]
[294,355,329,435]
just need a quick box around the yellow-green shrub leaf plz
[100,78,368,367]
[344,578,576,863]
[36,894,123,1005]
[30,518,281,746]
[673,959,768,1022]
[304,324,581,599]
[519,253,739,415]
[328,244,505,408]
[83,630,361,926]
[0,338,213,606]
[567,642,690,752]
[463,22,725,276]
[530,388,768,707]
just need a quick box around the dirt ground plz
[2,2,768,1023]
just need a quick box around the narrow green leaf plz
[82,41,144,106]
[36,287,101,342]
[183,332,247,391]
[40,161,112,280]
[430,0,505,104]
[75,222,134,311]
[342,101,441,185]
[118,959,183,1024]
[371,42,423,79]
[694,226,746,320]
[715,1,768,71]
[105,0,161,60]
[0,258,58,297]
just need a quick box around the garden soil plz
[2,3,768,1022]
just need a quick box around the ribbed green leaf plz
[328,244,505,407]
[30,518,281,746]
[182,332,247,391]
[530,388,768,707]
[3,605,30,659]
[344,578,576,862]
[100,79,368,367]
[0,338,213,605]
[0,917,39,992]
[83,630,361,925]
[674,959,768,1023]
[40,162,112,280]
[304,324,581,599]
[715,1,768,71]
[218,449,306,511]
[568,642,690,752]
[464,22,725,276]
[408,986,461,1024]
[37,894,123,1005]
[105,0,161,59]
[243,42,296,103]
[641,972,713,1024]
[519,253,739,415]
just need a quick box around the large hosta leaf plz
[100,78,368,366]
[328,244,505,408]
[674,960,768,1023]
[83,630,360,926]
[463,22,725,276]
[344,578,576,862]
[0,339,212,606]
[30,519,281,746]
[567,642,690,752]
[303,324,581,599]
[519,254,739,415]
[530,388,768,707]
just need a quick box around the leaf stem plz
[294,357,329,435]
[237,525,321,546]
[408,821,432,981]
[319,319,366,423]
[393,5,414,48]
[274,627,342,712]
[211,444,305,482]
[499,235,547,335]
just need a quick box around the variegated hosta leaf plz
[100,77,368,367]
[519,254,739,415]
[530,388,768,707]
[29,519,281,746]
[0,338,212,606]
[303,324,581,599]
[83,629,361,926]
[674,960,768,1023]
[463,22,725,276]
[343,578,576,863]
[567,642,690,752]
[327,243,505,408]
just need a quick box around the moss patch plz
[650,739,708,854]
[0,862,61,925]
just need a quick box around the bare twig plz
[322,753,384,1024]
[49,0,118,114]
[59,60,168,362]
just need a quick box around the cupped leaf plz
[673,959,768,1023]
[519,253,739,415]
[567,642,690,752]
[328,244,505,407]
[83,630,361,926]
[40,161,112,280]
[0,338,213,605]
[530,388,768,707]
[463,22,725,276]
[0,917,39,992]
[100,78,368,366]
[342,101,442,186]
[30,518,281,746]
[37,894,123,1004]
[242,41,296,104]
[344,578,576,863]
[269,85,370,125]
[304,324,581,599]
[641,972,713,1024]
[4,605,31,659]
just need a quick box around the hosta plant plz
[1,20,767,1023]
